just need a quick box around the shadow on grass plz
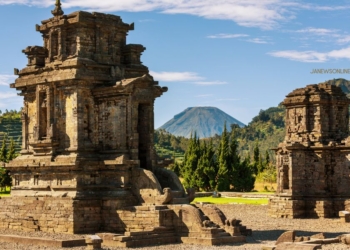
[0,190,11,196]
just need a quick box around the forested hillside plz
[0,110,21,153]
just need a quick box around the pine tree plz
[0,134,8,163]
[170,161,181,177]
[258,153,264,173]
[228,129,240,186]
[252,141,259,175]
[216,123,230,191]
[195,141,209,190]
[0,135,11,191]
[264,150,270,167]
[231,156,255,192]
[7,138,17,162]
[181,132,200,189]
[203,139,217,191]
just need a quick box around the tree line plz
[0,135,17,191]
[170,123,276,192]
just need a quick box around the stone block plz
[85,235,102,250]
[276,231,295,245]
[339,210,350,222]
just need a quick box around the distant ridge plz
[159,107,245,138]
[322,78,350,98]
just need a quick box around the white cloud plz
[246,38,269,44]
[0,0,298,30]
[0,75,16,86]
[337,35,350,44]
[193,81,227,85]
[150,71,204,82]
[2,1,350,30]
[216,98,240,101]
[296,27,338,36]
[196,94,213,98]
[297,4,350,11]
[3,1,350,30]
[0,92,17,99]
[268,47,350,63]
[207,33,249,39]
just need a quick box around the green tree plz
[169,161,181,177]
[0,134,8,163]
[258,153,264,173]
[181,132,201,189]
[7,138,17,162]
[231,156,255,192]
[194,141,209,190]
[0,135,12,191]
[229,129,240,168]
[264,150,270,167]
[202,139,217,191]
[216,123,230,191]
[252,141,259,175]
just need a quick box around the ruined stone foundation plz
[0,1,250,247]
[269,83,350,218]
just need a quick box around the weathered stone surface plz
[338,234,350,244]
[275,243,321,250]
[0,234,85,247]
[261,246,276,250]
[0,1,249,247]
[310,233,325,240]
[86,235,102,250]
[269,84,350,218]
[276,230,295,245]
[339,210,350,222]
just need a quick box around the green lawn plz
[0,187,11,197]
[192,196,268,205]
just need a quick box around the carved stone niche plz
[22,46,47,67]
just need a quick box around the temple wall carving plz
[269,83,350,218]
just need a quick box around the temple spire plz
[51,0,64,16]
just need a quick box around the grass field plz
[254,181,277,192]
[192,196,268,205]
[0,187,11,197]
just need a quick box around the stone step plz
[181,235,246,246]
[216,232,232,237]
[171,197,189,204]
[240,228,252,236]
[111,235,179,247]
[171,190,184,198]
[122,236,179,247]
[115,232,176,241]
[107,230,179,248]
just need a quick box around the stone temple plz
[0,1,250,247]
[269,83,350,218]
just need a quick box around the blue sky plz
[1,1,350,128]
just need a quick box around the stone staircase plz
[100,204,250,247]
[99,226,178,247]
[170,190,189,204]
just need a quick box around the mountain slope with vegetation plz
[0,110,22,153]
[159,106,245,138]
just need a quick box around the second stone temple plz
[269,83,350,218]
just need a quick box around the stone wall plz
[269,83,350,218]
